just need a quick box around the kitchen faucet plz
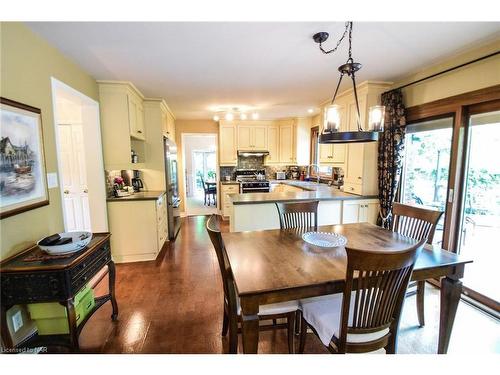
[307,164,321,184]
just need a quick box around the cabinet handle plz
[137,130,142,134]
[83,189,88,193]
[357,176,362,180]
[64,190,69,194]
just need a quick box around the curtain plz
[377,89,407,229]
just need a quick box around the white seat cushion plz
[300,293,389,348]
[236,297,299,316]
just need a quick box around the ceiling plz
[27,22,500,120]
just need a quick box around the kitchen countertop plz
[107,190,166,202]
[220,180,240,185]
[229,180,377,205]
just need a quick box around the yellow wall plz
[175,119,219,212]
[0,22,99,260]
[393,39,500,107]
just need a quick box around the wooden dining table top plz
[222,223,471,297]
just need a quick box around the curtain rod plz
[384,50,500,95]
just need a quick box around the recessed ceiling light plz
[213,115,220,121]
[308,108,314,113]
[252,113,259,120]
[225,113,234,121]
[240,113,248,120]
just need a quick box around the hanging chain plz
[319,22,350,54]
[347,21,353,61]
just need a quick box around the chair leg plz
[287,312,296,354]
[416,280,426,327]
[228,315,238,354]
[295,310,301,335]
[299,316,307,354]
[272,319,277,326]
[222,309,229,336]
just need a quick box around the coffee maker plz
[131,170,144,192]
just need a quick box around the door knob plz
[64,190,69,194]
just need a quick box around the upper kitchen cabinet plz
[276,118,311,165]
[266,124,280,164]
[219,121,237,166]
[279,121,295,163]
[162,108,176,140]
[98,81,147,169]
[319,105,347,165]
[237,123,268,150]
[341,81,391,196]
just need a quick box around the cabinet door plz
[366,201,379,225]
[279,124,294,163]
[266,125,280,163]
[342,201,361,224]
[332,144,346,163]
[253,125,268,149]
[167,112,175,140]
[135,103,146,140]
[238,125,252,150]
[161,111,169,136]
[345,101,364,184]
[127,94,138,137]
[319,144,334,163]
[220,124,237,165]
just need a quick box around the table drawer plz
[70,251,111,294]
[69,241,110,282]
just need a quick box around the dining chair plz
[201,177,216,206]
[391,202,444,327]
[206,215,300,353]
[299,238,426,354]
[275,201,319,231]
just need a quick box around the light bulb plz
[323,104,341,133]
[213,115,220,121]
[308,108,314,114]
[240,113,247,120]
[225,113,234,121]
[252,113,259,120]
[368,105,385,132]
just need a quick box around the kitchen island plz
[228,180,379,232]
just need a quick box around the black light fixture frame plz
[314,22,379,144]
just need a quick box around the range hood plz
[237,150,270,157]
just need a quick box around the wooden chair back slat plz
[275,201,319,231]
[337,239,426,353]
[391,203,444,244]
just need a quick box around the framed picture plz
[0,97,49,219]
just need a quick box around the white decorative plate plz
[37,231,92,255]
[302,232,347,248]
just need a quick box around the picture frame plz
[0,97,49,219]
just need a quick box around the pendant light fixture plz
[313,22,385,144]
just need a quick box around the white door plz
[59,124,91,232]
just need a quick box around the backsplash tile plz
[219,156,306,180]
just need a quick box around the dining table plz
[221,222,472,354]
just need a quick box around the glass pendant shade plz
[323,104,341,134]
[368,105,385,132]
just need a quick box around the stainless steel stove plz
[235,169,271,193]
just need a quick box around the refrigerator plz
[164,137,181,240]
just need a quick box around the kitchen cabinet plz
[219,122,237,166]
[279,122,295,163]
[342,199,379,225]
[98,81,147,169]
[160,104,176,140]
[107,194,167,263]
[220,183,239,219]
[128,91,146,140]
[266,124,280,164]
[237,124,268,150]
[319,105,347,165]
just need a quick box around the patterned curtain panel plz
[377,89,407,228]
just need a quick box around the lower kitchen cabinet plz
[342,199,379,225]
[220,183,239,219]
[107,194,167,263]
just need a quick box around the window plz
[310,126,333,177]
[400,117,453,246]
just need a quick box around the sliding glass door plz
[400,117,454,246]
[457,110,500,307]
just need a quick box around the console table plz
[0,233,118,351]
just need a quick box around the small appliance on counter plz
[287,166,300,180]
[276,171,286,180]
[332,167,345,189]
[131,170,144,192]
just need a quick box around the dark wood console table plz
[0,233,118,351]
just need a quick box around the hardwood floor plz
[74,216,499,354]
